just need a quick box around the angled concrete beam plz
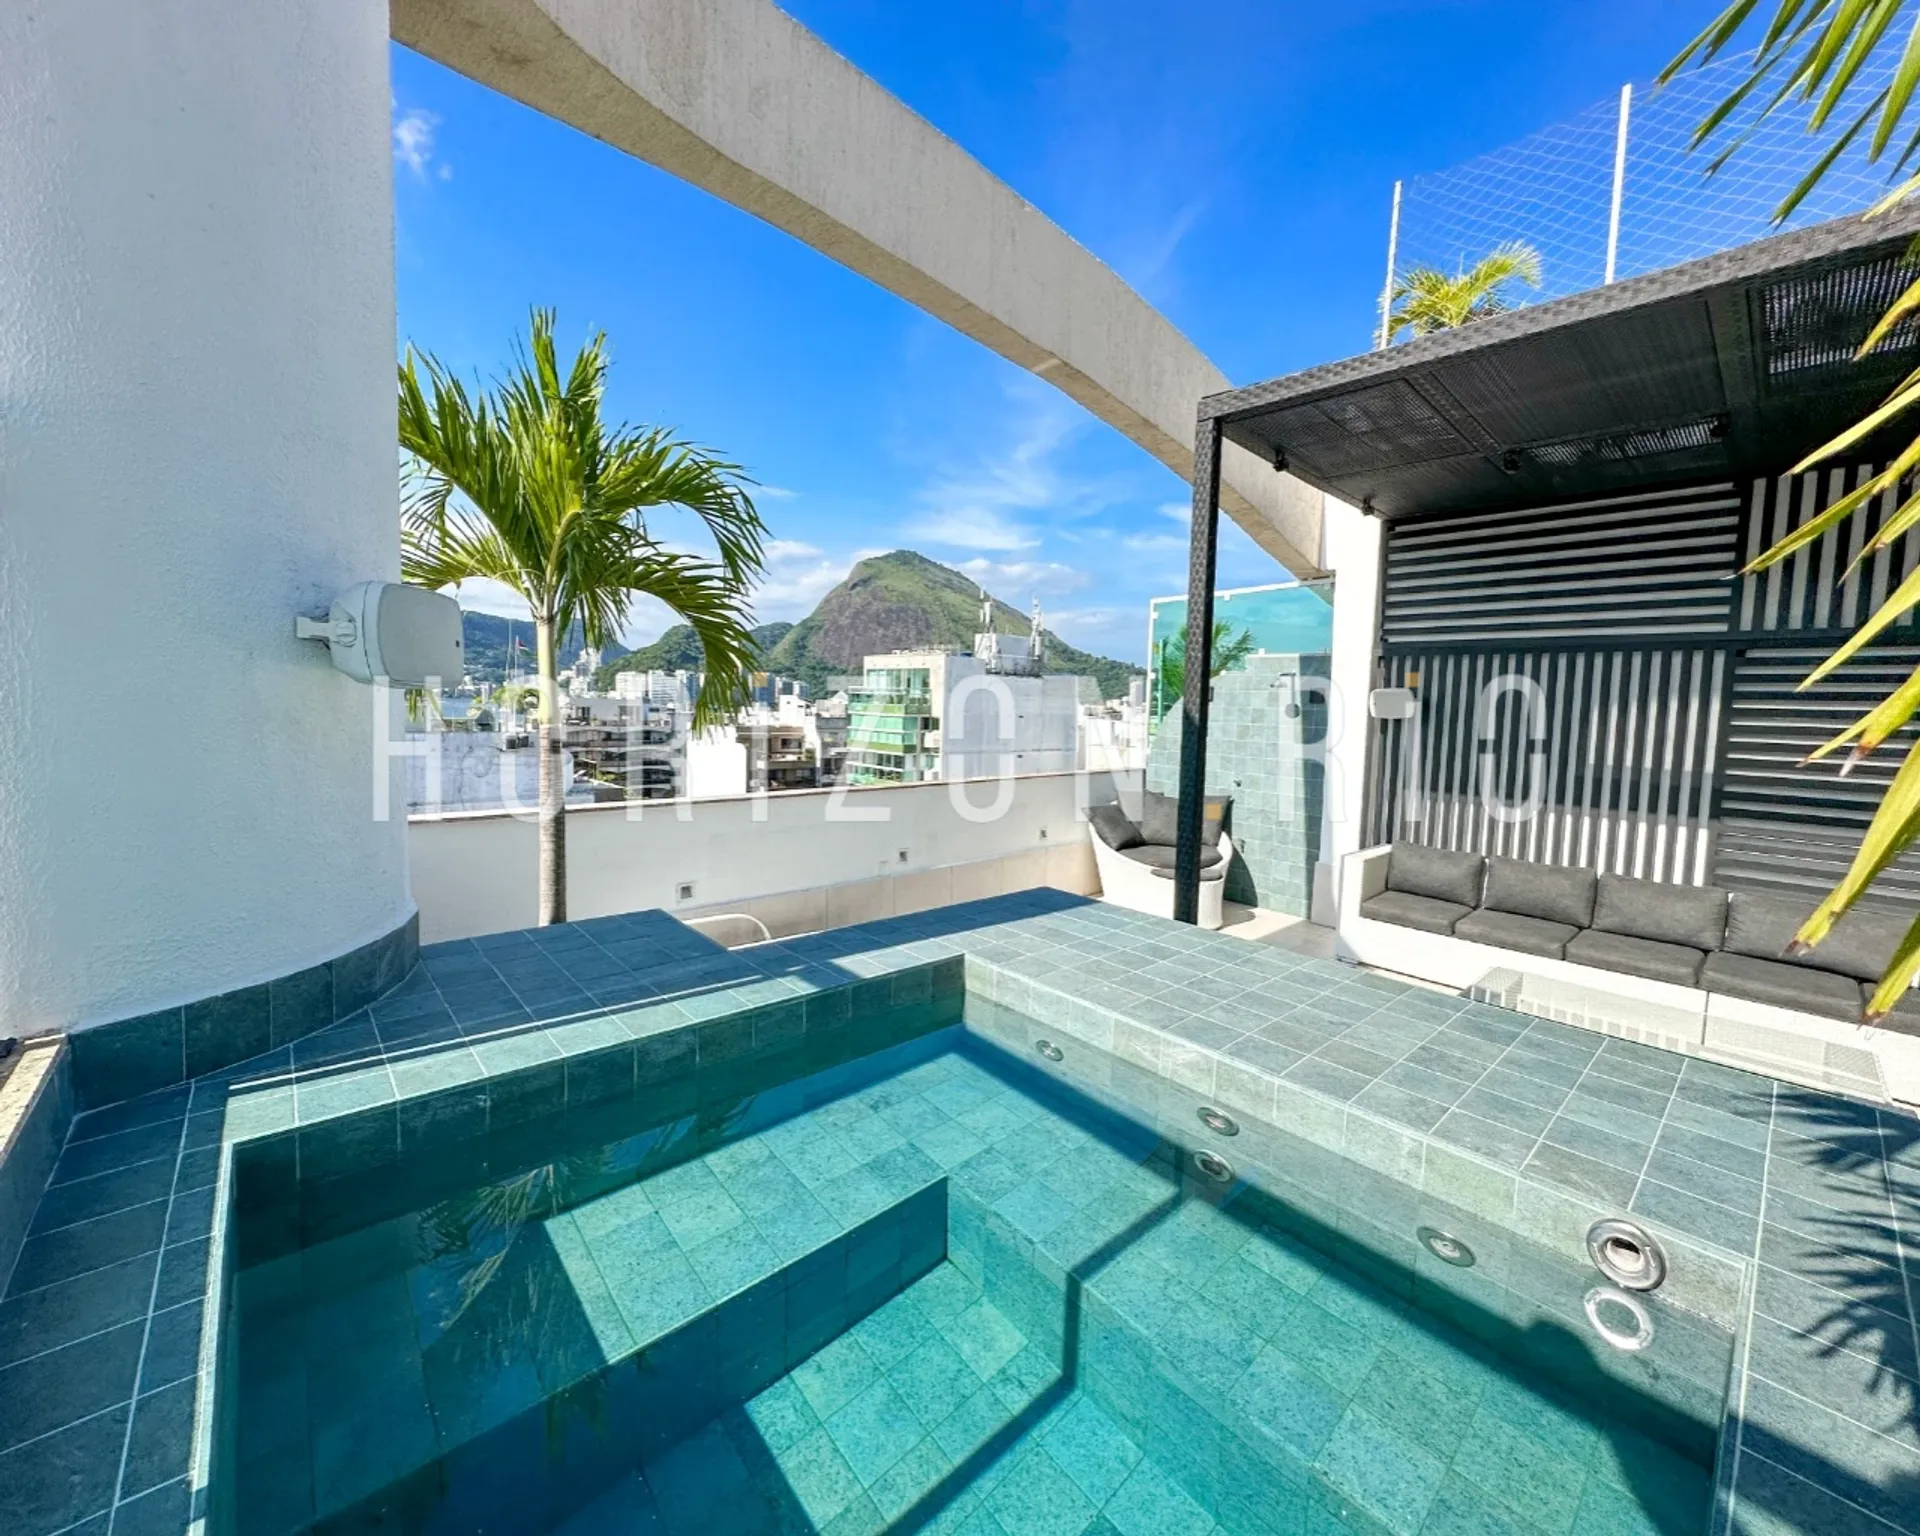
[390,0,1326,577]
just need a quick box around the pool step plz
[550,1260,1250,1536]
[235,1178,946,1535]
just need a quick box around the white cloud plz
[756,485,800,501]
[1039,605,1149,665]
[907,507,1039,552]
[906,391,1125,553]
[747,542,885,623]
[1117,197,1209,292]
[954,558,1090,598]
[1121,531,1186,554]
[393,104,441,181]
[449,578,531,622]
[1159,501,1191,524]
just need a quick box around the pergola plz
[1172,203,1920,920]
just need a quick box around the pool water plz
[226,1028,1726,1536]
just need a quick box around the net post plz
[1605,82,1632,284]
[1376,180,1403,351]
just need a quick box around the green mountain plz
[766,550,1141,700]
[590,621,793,691]
[459,612,628,684]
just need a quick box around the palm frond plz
[1388,242,1543,340]
[397,308,770,661]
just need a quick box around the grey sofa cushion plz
[1700,951,1863,1021]
[1482,857,1596,928]
[1592,875,1728,951]
[1800,906,1911,983]
[1148,862,1225,882]
[1122,844,1223,872]
[1565,929,1706,987]
[1721,893,1806,964]
[1088,803,1143,852]
[1360,890,1471,935]
[1723,893,1909,983]
[1871,985,1920,1038]
[1386,845,1484,907]
[1454,908,1577,959]
[1137,791,1231,848]
[1720,894,1804,967]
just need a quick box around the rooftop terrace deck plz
[2,894,1914,1536]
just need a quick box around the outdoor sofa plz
[1339,843,1920,1104]
[1088,792,1235,931]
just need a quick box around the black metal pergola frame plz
[1169,204,1920,923]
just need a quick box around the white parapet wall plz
[409,770,1127,943]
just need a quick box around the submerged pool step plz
[232,1175,946,1535]
[553,1258,1250,1536]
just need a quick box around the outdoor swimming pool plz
[222,1000,1731,1536]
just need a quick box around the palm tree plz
[1666,6,1920,1015]
[400,309,768,925]
[1387,242,1543,341]
[1151,621,1257,721]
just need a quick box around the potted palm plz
[399,309,768,925]
[1387,242,1543,340]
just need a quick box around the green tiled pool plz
[224,1017,1729,1536]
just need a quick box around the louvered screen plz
[1368,467,1920,892]
[1734,465,1920,636]
[1712,645,1920,911]
[1761,254,1920,382]
[1381,483,1743,645]
[1371,648,1725,884]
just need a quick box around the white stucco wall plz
[408,770,1120,942]
[0,1,411,1031]
[1319,495,1383,915]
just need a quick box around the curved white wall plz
[0,1,411,1032]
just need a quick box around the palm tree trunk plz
[535,618,567,925]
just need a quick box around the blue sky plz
[392,0,1706,664]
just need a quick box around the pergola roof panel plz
[1211,207,1920,519]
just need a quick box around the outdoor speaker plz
[296,581,464,688]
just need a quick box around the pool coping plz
[5,891,1915,1536]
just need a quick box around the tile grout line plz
[1433,1018,1580,1173]
[0,1074,83,1304]
[104,1096,193,1533]
[24,1180,183,1242]
[1718,1081,1774,1536]
[1874,1104,1920,1448]
[1736,1447,1910,1535]
[1622,1052,1687,1211]
[0,1398,131,1461]
[0,1301,191,1380]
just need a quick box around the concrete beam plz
[390,0,1326,577]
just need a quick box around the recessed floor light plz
[1417,1226,1475,1268]
[1192,1149,1234,1182]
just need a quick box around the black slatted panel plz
[1735,464,1920,636]
[1370,647,1725,884]
[1761,254,1920,382]
[1382,483,1743,645]
[1712,645,1920,911]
